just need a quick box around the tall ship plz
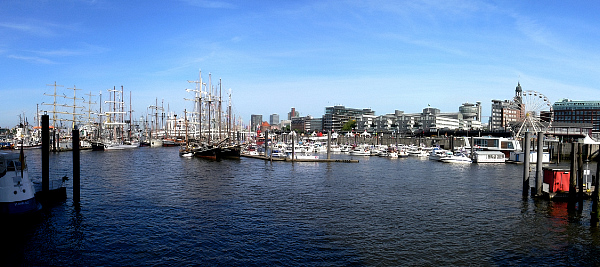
[182,70,241,160]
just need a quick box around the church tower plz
[515,82,522,105]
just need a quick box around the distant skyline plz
[2,0,599,128]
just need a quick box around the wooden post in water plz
[578,143,584,202]
[592,155,600,227]
[42,114,49,192]
[265,130,271,161]
[535,132,544,197]
[327,130,331,160]
[523,132,531,197]
[470,136,474,159]
[72,126,80,204]
[568,142,578,209]
[291,132,295,162]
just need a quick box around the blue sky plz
[1,0,599,128]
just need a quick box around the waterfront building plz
[323,105,375,132]
[419,108,462,132]
[308,117,323,132]
[459,102,483,130]
[355,113,377,133]
[270,114,279,126]
[489,83,523,131]
[553,98,600,137]
[291,116,307,132]
[489,99,521,131]
[250,114,262,132]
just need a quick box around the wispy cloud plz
[180,0,235,9]
[7,55,55,64]
[31,43,108,57]
[0,22,56,36]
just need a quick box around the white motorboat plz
[439,152,472,163]
[428,148,453,161]
[287,152,319,160]
[349,146,370,156]
[0,151,41,215]
[472,151,506,163]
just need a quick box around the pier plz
[240,153,359,163]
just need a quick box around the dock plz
[241,154,359,163]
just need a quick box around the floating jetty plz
[241,154,359,163]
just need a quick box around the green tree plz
[342,120,357,131]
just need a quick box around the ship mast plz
[64,85,84,129]
[43,81,64,131]
[185,70,204,141]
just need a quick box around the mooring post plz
[523,132,531,197]
[265,130,271,161]
[42,114,49,192]
[470,136,474,158]
[592,155,600,227]
[535,132,544,197]
[557,142,561,165]
[327,130,331,160]
[72,126,80,203]
[291,133,295,162]
[568,142,578,209]
[578,143,584,202]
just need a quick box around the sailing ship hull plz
[219,145,241,159]
[91,142,105,151]
[193,146,220,161]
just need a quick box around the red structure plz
[543,167,571,193]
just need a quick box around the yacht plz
[428,147,453,161]
[0,151,41,215]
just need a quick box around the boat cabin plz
[472,151,506,163]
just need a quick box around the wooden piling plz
[327,130,331,160]
[523,132,530,197]
[578,143,584,202]
[568,142,578,209]
[535,132,544,196]
[42,114,49,192]
[72,126,80,203]
[291,133,295,162]
[592,156,600,227]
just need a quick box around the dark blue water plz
[3,147,600,266]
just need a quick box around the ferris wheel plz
[511,90,553,138]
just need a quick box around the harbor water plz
[3,147,600,266]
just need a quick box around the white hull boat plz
[0,151,41,215]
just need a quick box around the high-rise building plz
[489,83,522,131]
[288,108,299,120]
[270,114,279,126]
[250,114,262,131]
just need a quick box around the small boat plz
[0,151,41,215]
[349,145,370,156]
[439,152,472,163]
[428,148,453,161]
[472,150,506,163]
[287,151,319,160]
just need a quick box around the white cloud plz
[7,54,54,64]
